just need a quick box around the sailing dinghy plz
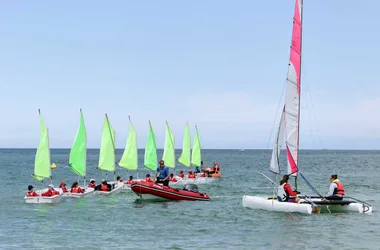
[24,110,63,204]
[117,116,142,191]
[242,0,372,214]
[173,124,214,185]
[58,109,94,198]
[94,114,123,195]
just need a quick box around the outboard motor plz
[183,184,199,193]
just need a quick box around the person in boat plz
[95,179,113,192]
[195,161,202,174]
[178,170,185,178]
[71,182,84,193]
[323,174,344,200]
[42,184,60,197]
[59,182,68,193]
[26,185,38,197]
[125,176,134,184]
[200,171,208,178]
[116,176,123,182]
[188,170,196,179]
[169,173,178,182]
[88,179,96,188]
[154,160,170,186]
[145,174,153,182]
[210,161,220,174]
[277,175,300,203]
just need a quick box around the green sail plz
[178,122,191,167]
[162,122,175,168]
[33,110,51,181]
[144,121,157,171]
[69,109,87,177]
[98,114,116,172]
[118,116,138,170]
[191,125,201,167]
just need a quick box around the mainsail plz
[178,122,191,167]
[33,109,51,181]
[191,125,201,167]
[118,116,138,170]
[98,114,116,172]
[284,0,302,176]
[162,122,175,168]
[69,109,87,177]
[144,121,157,171]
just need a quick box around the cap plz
[101,179,106,183]
[180,170,184,173]
[90,178,95,182]
[48,184,54,188]
[60,181,66,185]
[28,185,34,191]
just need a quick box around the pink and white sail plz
[284,0,302,176]
[269,0,302,176]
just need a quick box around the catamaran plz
[24,110,63,204]
[117,116,142,191]
[242,0,373,214]
[94,114,123,195]
[58,109,94,198]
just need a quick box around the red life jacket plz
[214,164,220,171]
[178,173,184,178]
[71,187,82,193]
[100,184,108,191]
[188,174,196,178]
[88,183,96,188]
[334,181,345,195]
[200,173,206,177]
[26,191,38,197]
[118,179,123,182]
[126,180,133,184]
[145,177,153,182]
[170,177,177,182]
[61,187,68,193]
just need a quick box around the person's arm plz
[327,183,336,196]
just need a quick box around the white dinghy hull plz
[24,192,63,204]
[242,195,313,214]
[94,182,123,196]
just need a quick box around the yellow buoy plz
[51,163,57,169]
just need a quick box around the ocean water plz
[0,149,379,250]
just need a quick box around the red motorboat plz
[130,180,210,201]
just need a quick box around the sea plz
[0,149,379,250]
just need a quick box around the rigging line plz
[266,80,287,149]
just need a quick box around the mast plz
[295,0,303,190]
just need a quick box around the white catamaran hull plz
[24,191,63,204]
[242,195,313,214]
[242,195,373,214]
[94,182,123,196]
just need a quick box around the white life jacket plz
[277,183,288,201]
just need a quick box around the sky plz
[0,0,380,150]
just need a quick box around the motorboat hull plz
[130,181,210,201]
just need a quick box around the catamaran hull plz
[24,193,63,204]
[130,181,210,201]
[94,182,123,196]
[242,195,373,214]
[242,195,313,214]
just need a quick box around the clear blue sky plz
[1,0,379,149]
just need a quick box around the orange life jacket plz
[334,181,345,195]
[100,184,108,191]
[26,191,37,197]
[71,187,80,193]
[88,183,96,188]
[126,180,133,184]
